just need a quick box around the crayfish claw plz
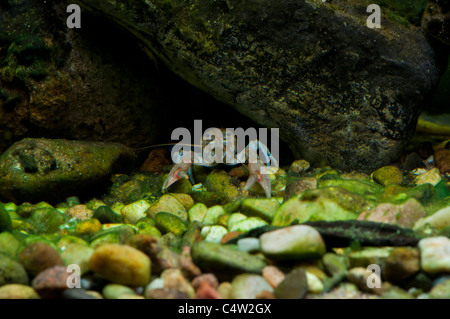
[162,162,192,191]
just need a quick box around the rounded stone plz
[31,265,71,299]
[89,244,151,286]
[0,284,40,299]
[230,274,273,299]
[260,225,326,260]
[121,200,151,224]
[419,236,450,275]
[274,268,308,299]
[18,241,64,276]
[65,205,94,220]
[384,247,420,282]
[372,166,403,186]
[0,253,28,286]
[434,149,450,174]
[60,244,95,275]
[102,283,137,299]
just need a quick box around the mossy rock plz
[154,212,188,236]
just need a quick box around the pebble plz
[274,268,308,299]
[18,241,64,276]
[262,266,285,289]
[229,216,268,233]
[347,267,384,295]
[240,198,280,223]
[65,205,93,220]
[60,244,95,275]
[202,205,227,225]
[429,278,450,299]
[230,274,273,299]
[154,212,188,236]
[260,225,326,260]
[31,266,71,299]
[170,193,194,211]
[414,206,450,230]
[145,287,190,299]
[403,152,426,171]
[193,281,221,299]
[62,288,100,299]
[74,218,102,235]
[349,247,392,269]
[227,213,247,229]
[102,283,137,299]
[180,246,202,278]
[188,203,208,223]
[220,231,242,244]
[217,282,232,299]
[92,205,122,224]
[190,241,267,279]
[322,253,348,278]
[0,204,12,232]
[29,208,67,233]
[419,236,450,275]
[192,274,219,290]
[120,200,151,224]
[0,231,23,258]
[306,271,324,294]
[0,284,40,299]
[357,198,425,228]
[0,253,29,286]
[434,149,450,174]
[89,244,151,286]
[140,148,171,173]
[161,268,195,298]
[289,159,310,174]
[384,247,420,282]
[237,237,261,253]
[414,168,442,186]
[371,166,403,186]
[145,194,188,221]
[283,178,317,200]
[201,225,228,244]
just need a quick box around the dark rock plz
[422,0,450,45]
[18,242,64,276]
[62,288,99,299]
[77,0,441,169]
[0,138,136,203]
[415,142,435,160]
[0,204,12,233]
[274,268,307,299]
[403,152,426,171]
[303,220,420,247]
[92,205,123,224]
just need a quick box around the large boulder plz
[0,138,136,203]
[76,0,443,169]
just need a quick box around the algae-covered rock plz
[0,204,13,233]
[154,212,188,236]
[204,170,240,201]
[372,166,403,186]
[28,207,68,233]
[274,268,308,299]
[357,198,426,228]
[0,232,23,259]
[146,194,188,221]
[241,198,280,223]
[272,187,364,226]
[191,241,267,279]
[92,205,123,224]
[0,253,29,286]
[77,0,441,169]
[0,138,136,203]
